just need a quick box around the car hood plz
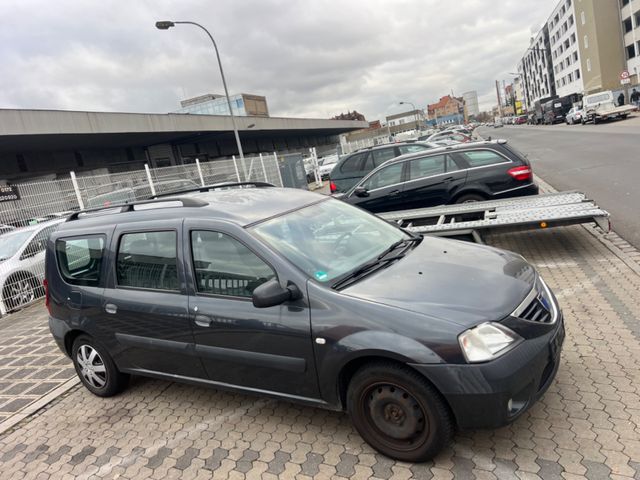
[342,237,535,327]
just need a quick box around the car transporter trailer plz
[378,191,610,243]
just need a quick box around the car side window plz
[446,156,462,172]
[362,163,404,190]
[458,150,509,167]
[340,152,366,173]
[56,235,106,287]
[372,148,398,167]
[407,155,446,180]
[398,144,430,155]
[191,231,276,298]
[116,231,178,291]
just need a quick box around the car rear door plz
[101,219,206,379]
[183,220,321,400]
[401,154,467,209]
[452,148,517,196]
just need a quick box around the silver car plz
[565,107,583,125]
[0,220,64,315]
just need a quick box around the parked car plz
[1,219,64,314]
[565,107,583,125]
[317,155,340,180]
[338,140,538,213]
[426,131,473,143]
[0,224,15,236]
[581,90,635,124]
[329,142,433,193]
[543,97,572,124]
[514,115,527,125]
[47,186,563,462]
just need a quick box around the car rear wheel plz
[72,335,129,397]
[347,362,453,462]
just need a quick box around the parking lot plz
[1,195,640,479]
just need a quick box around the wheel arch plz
[64,329,87,357]
[450,188,490,203]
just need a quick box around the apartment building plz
[517,25,555,108]
[620,0,640,83]
[517,0,626,106]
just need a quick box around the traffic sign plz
[621,70,631,85]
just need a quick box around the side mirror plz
[354,186,369,197]
[252,279,302,308]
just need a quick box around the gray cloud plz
[0,0,557,121]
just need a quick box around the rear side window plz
[56,236,106,286]
[458,150,509,167]
[408,155,446,180]
[191,231,275,298]
[371,148,398,167]
[340,153,366,173]
[117,231,178,291]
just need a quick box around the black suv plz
[46,184,564,462]
[338,140,538,213]
[330,142,433,193]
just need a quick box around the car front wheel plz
[72,335,129,397]
[347,362,453,462]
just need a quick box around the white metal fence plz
[0,153,283,315]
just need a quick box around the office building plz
[177,93,270,117]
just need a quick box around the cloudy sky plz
[0,0,557,121]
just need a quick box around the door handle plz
[388,189,401,197]
[194,315,213,328]
[443,176,454,182]
[105,303,117,314]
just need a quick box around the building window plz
[624,17,633,33]
[571,33,576,44]
[581,11,586,25]
[573,51,578,61]
[586,58,591,72]
[627,44,636,59]
[568,73,573,82]
[575,69,580,79]
[621,0,630,6]
[584,35,588,48]
[568,14,574,26]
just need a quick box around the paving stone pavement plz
[0,224,640,479]
[0,304,75,424]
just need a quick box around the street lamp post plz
[156,20,246,167]
[399,101,420,131]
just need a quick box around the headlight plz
[459,322,521,363]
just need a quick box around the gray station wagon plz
[46,184,564,461]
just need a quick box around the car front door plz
[401,154,467,209]
[348,162,407,213]
[103,220,206,379]
[183,221,321,400]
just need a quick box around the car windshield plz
[251,198,408,283]
[0,230,32,260]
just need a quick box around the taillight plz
[330,181,337,193]
[43,278,51,313]
[507,166,532,181]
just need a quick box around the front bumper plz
[411,313,564,429]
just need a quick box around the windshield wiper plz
[331,236,422,290]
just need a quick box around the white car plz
[565,107,583,125]
[0,219,64,315]
[318,155,340,179]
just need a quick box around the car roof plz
[56,186,326,232]
[350,141,419,154]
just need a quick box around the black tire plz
[2,273,38,313]
[72,335,129,397]
[347,362,453,462]
[455,193,486,204]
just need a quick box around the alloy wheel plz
[76,344,108,389]
[8,280,34,308]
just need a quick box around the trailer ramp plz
[378,191,610,242]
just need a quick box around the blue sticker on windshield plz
[314,271,329,282]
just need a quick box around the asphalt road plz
[478,118,640,248]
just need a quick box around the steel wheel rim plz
[9,280,34,307]
[76,345,107,389]
[360,382,430,452]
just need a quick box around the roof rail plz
[66,197,208,222]
[152,181,275,198]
